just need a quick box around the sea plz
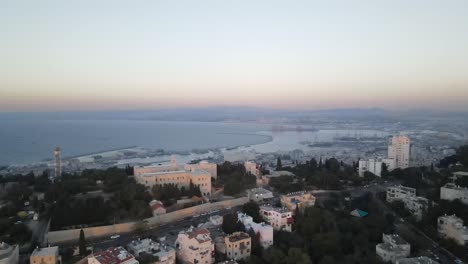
[0,119,272,165]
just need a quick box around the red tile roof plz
[93,247,135,264]
[151,203,165,210]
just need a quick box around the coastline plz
[1,130,273,171]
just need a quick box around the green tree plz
[456,145,468,167]
[286,248,312,264]
[222,213,238,234]
[79,229,86,256]
[309,158,318,170]
[242,202,262,223]
[276,157,282,171]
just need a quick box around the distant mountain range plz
[1,107,467,122]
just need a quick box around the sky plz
[1,0,468,112]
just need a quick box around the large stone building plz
[388,135,410,169]
[376,234,411,263]
[237,213,273,249]
[259,206,293,232]
[126,239,175,264]
[224,232,251,261]
[88,247,138,264]
[440,183,468,205]
[30,246,62,264]
[134,157,215,197]
[280,192,316,214]
[437,215,468,246]
[0,242,18,264]
[175,227,215,264]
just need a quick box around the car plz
[110,235,120,239]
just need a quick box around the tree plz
[276,157,282,171]
[456,145,468,167]
[222,213,238,234]
[248,229,262,255]
[309,158,318,170]
[242,202,262,223]
[79,229,86,256]
[327,158,340,173]
[381,162,389,178]
[286,248,312,264]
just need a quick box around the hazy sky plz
[1,1,468,112]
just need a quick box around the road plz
[56,206,240,252]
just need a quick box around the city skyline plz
[2,1,468,112]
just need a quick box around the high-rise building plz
[54,147,61,179]
[388,136,410,169]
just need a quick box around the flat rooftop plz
[31,246,58,257]
[227,232,250,242]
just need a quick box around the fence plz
[46,197,248,244]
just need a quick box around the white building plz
[175,227,215,264]
[224,232,251,261]
[280,192,315,214]
[387,186,428,221]
[126,239,175,264]
[244,161,261,178]
[237,213,273,249]
[440,183,468,205]
[246,188,273,202]
[31,246,62,264]
[386,186,416,203]
[0,242,18,264]
[88,247,138,264]
[134,157,215,197]
[388,135,411,169]
[437,215,468,246]
[358,158,396,177]
[396,256,439,264]
[376,234,411,263]
[259,206,293,232]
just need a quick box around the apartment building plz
[126,239,175,264]
[244,161,261,177]
[30,246,62,264]
[280,192,316,214]
[440,183,468,205]
[386,186,416,203]
[224,232,251,261]
[237,213,273,249]
[437,215,468,246]
[388,135,411,169]
[376,234,411,263]
[358,158,396,177]
[175,228,214,264]
[88,247,138,264]
[259,206,293,232]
